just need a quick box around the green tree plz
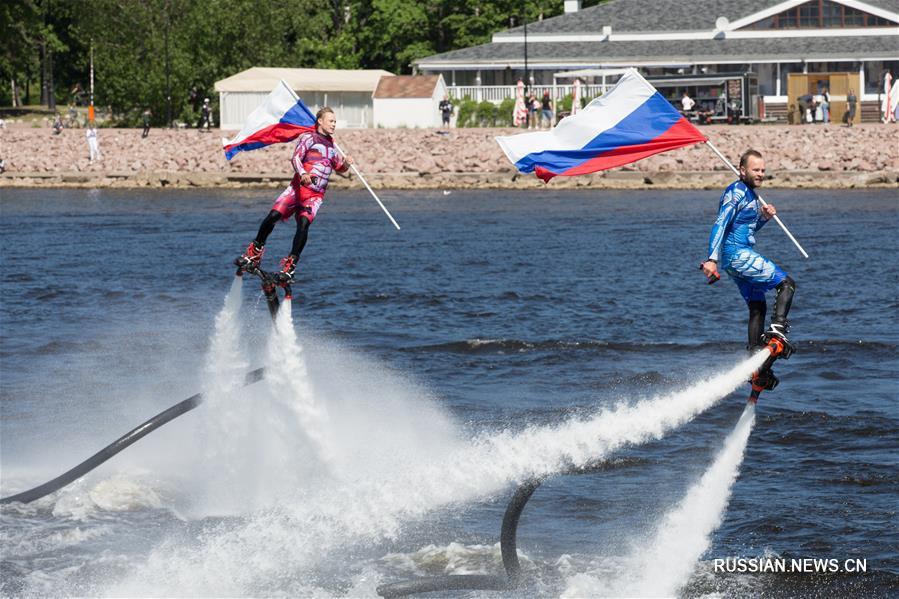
[1,0,612,119]
[0,1,42,105]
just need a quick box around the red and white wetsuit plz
[271,130,347,223]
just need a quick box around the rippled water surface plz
[1,187,897,597]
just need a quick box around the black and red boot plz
[278,254,298,284]
[235,241,265,272]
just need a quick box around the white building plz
[372,75,448,128]
[414,0,899,121]
[214,67,394,130]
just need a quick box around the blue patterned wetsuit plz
[708,180,786,303]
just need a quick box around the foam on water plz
[9,282,769,595]
[563,404,757,597]
[98,330,767,595]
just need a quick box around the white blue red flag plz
[222,80,316,161]
[496,69,707,182]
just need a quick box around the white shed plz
[372,75,448,128]
[215,67,394,130]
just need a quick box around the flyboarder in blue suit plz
[701,149,796,396]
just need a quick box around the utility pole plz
[48,44,55,110]
[88,39,94,123]
[165,1,172,127]
[523,12,529,94]
[41,39,48,106]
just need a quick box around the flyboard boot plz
[232,244,293,320]
[275,254,297,299]
[235,241,264,274]
[748,321,795,404]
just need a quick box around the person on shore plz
[439,95,453,129]
[52,114,64,135]
[681,91,695,114]
[820,86,830,123]
[797,94,813,124]
[845,89,857,127]
[142,108,152,138]
[527,92,538,129]
[700,149,796,382]
[540,91,553,129]
[86,125,101,162]
[235,107,354,282]
[200,98,212,130]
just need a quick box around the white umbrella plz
[572,79,581,116]
[883,72,895,123]
[513,80,527,127]
[892,78,899,121]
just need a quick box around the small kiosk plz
[647,72,760,123]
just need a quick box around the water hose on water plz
[3,269,291,505]
[376,461,624,597]
[0,368,266,505]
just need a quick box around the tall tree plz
[2,0,608,114]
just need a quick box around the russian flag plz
[496,69,707,182]
[222,80,316,161]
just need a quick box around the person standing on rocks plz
[235,106,354,283]
[439,95,453,129]
[700,149,796,381]
[142,109,152,138]
[845,89,857,127]
[200,98,212,130]
[86,125,102,162]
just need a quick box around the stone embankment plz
[1,124,896,189]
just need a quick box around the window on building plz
[743,0,897,28]
[864,60,899,94]
[798,2,819,27]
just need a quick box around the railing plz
[448,84,608,104]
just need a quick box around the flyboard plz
[748,333,794,404]
[235,258,293,318]
[701,265,795,404]
[1,263,284,505]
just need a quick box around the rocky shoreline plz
[1,124,896,190]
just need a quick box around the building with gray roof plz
[414,0,898,120]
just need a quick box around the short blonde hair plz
[740,149,763,168]
[316,106,334,122]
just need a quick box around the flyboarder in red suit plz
[236,106,354,281]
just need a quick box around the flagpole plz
[704,141,809,259]
[280,81,401,231]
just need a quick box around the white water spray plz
[191,277,262,513]
[465,351,767,486]
[202,277,248,395]
[264,298,335,464]
[104,348,769,595]
[564,403,757,598]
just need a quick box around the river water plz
[1,187,896,597]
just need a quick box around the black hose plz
[500,477,542,583]
[1,367,265,505]
[375,461,626,597]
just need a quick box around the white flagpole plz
[281,81,401,231]
[705,141,809,259]
[332,140,401,231]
